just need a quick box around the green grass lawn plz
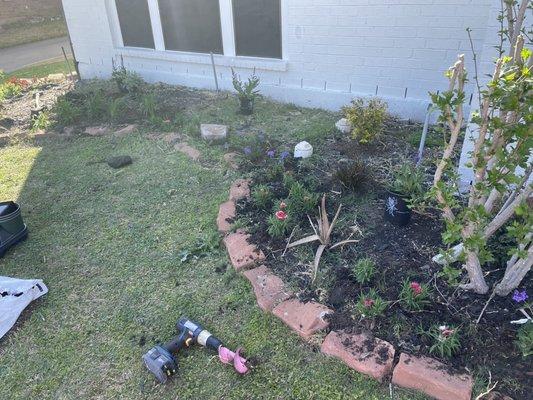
[0,19,67,49]
[2,59,73,82]
[0,93,427,399]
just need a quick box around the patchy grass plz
[2,60,73,82]
[0,19,67,49]
[0,88,427,399]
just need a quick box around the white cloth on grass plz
[0,276,48,339]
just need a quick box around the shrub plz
[399,279,431,311]
[516,321,533,357]
[231,68,260,109]
[343,98,387,144]
[267,212,289,238]
[389,163,425,197]
[252,185,272,209]
[335,160,368,190]
[352,257,376,285]
[355,289,388,319]
[112,65,144,94]
[427,324,461,358]
[54,98,81,126]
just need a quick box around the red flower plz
[410,282,422,296]
[279,201,287,209]
[363,298,374,308]
[275,210,287,221]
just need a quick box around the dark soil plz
[235,123,532,399]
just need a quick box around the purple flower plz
[279,151,290,161]
[243,147,252,155]
[266,149,275,158]
[512,290,528,303]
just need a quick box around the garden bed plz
[232,123,532,399]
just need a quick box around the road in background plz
[0,36,70,73]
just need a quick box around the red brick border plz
[218,179,473,399]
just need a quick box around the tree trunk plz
[461,250,489,294]
[494,243,533,296]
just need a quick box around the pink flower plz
[439,325,455,338]
[279,201,287,209]
[363,298,374,308]
[275,210,287,221]
[410,282,422,296]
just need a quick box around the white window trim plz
[106,0,288,71]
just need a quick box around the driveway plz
[0,36,70,73]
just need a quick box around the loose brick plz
[114,124,138,137]
[200,124,227,141]
[392,353,473,400]
[216,201,236,234]
[321,330,395,381]
[229,179,251,202]
[174,142,201,161]
[223,232,265,271]
[242,265,292,311]
[272,299,332,339]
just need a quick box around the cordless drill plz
[142,317,246,383]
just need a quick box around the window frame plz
[107,0,287,63]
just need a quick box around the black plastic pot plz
[384,191,411,226]
[0,201,28,258]
[239,98,254,115]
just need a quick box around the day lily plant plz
[287,195,360,282]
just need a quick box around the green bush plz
[0,81,22,101]
[343,98,387,143]
[53,98,81,126]
[389,163,425,196]
[251,184,272,210]
[112,66,144,94]
[352,257,376,285]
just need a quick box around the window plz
[115,0,155,49]
[233,0,282,59]
[158,0,223,54]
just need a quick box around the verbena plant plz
[343,97,387,144]
[430,1,532,296]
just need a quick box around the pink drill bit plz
[218,346,249,374]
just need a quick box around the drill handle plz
[163,329,189,354]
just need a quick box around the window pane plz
[159,0,223,54]
[233,0,281,59]
[115,0,155,49]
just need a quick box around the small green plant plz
[438,264,462,286]
[177,231,220,264]
[0,80,23,101]
[140,92,157,120]
[53,98,81,126]
[389,163,425,197]
[516,321,533,357]
[282,172,297,189]
[286,181,319,216]
[251,185,272,209]
[109,97,127,123]
[30,110,51,132]
[427,324,461,358]
[343,98,387,143]
[352,257,376,285]
[399,279,431,311]
[267,211,289,238]
[335,160,368,190]
[85,91,109,121]
[355,289,388,319]
[231,68,260,114]
[112,65,144,94]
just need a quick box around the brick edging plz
[218,179,474,400]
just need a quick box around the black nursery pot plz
[384,191,412,226]
[0,201,28,257]
[239,98,254,115]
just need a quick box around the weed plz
[251,184,272,210]
[177,232,220,264]
[343,98,387,144]
[30,110,51,132]
[426,324,461,358]
[355,289,388,319]
[108,97,127,123]
[53,98,81,126]
[352,257,376,285]
[140,93,158,120]
[399,279,431,311]
[112,65,144,94]
[85,91,109,121]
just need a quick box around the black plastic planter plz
[0,201,28,258]
[384,191,412,226]
[239,98,254,115]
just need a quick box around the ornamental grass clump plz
[399,279,431,311]
[343,98,387,144]
[355,289,388,319]
[287,195,360,282]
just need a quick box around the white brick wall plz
[62,0,495,120]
